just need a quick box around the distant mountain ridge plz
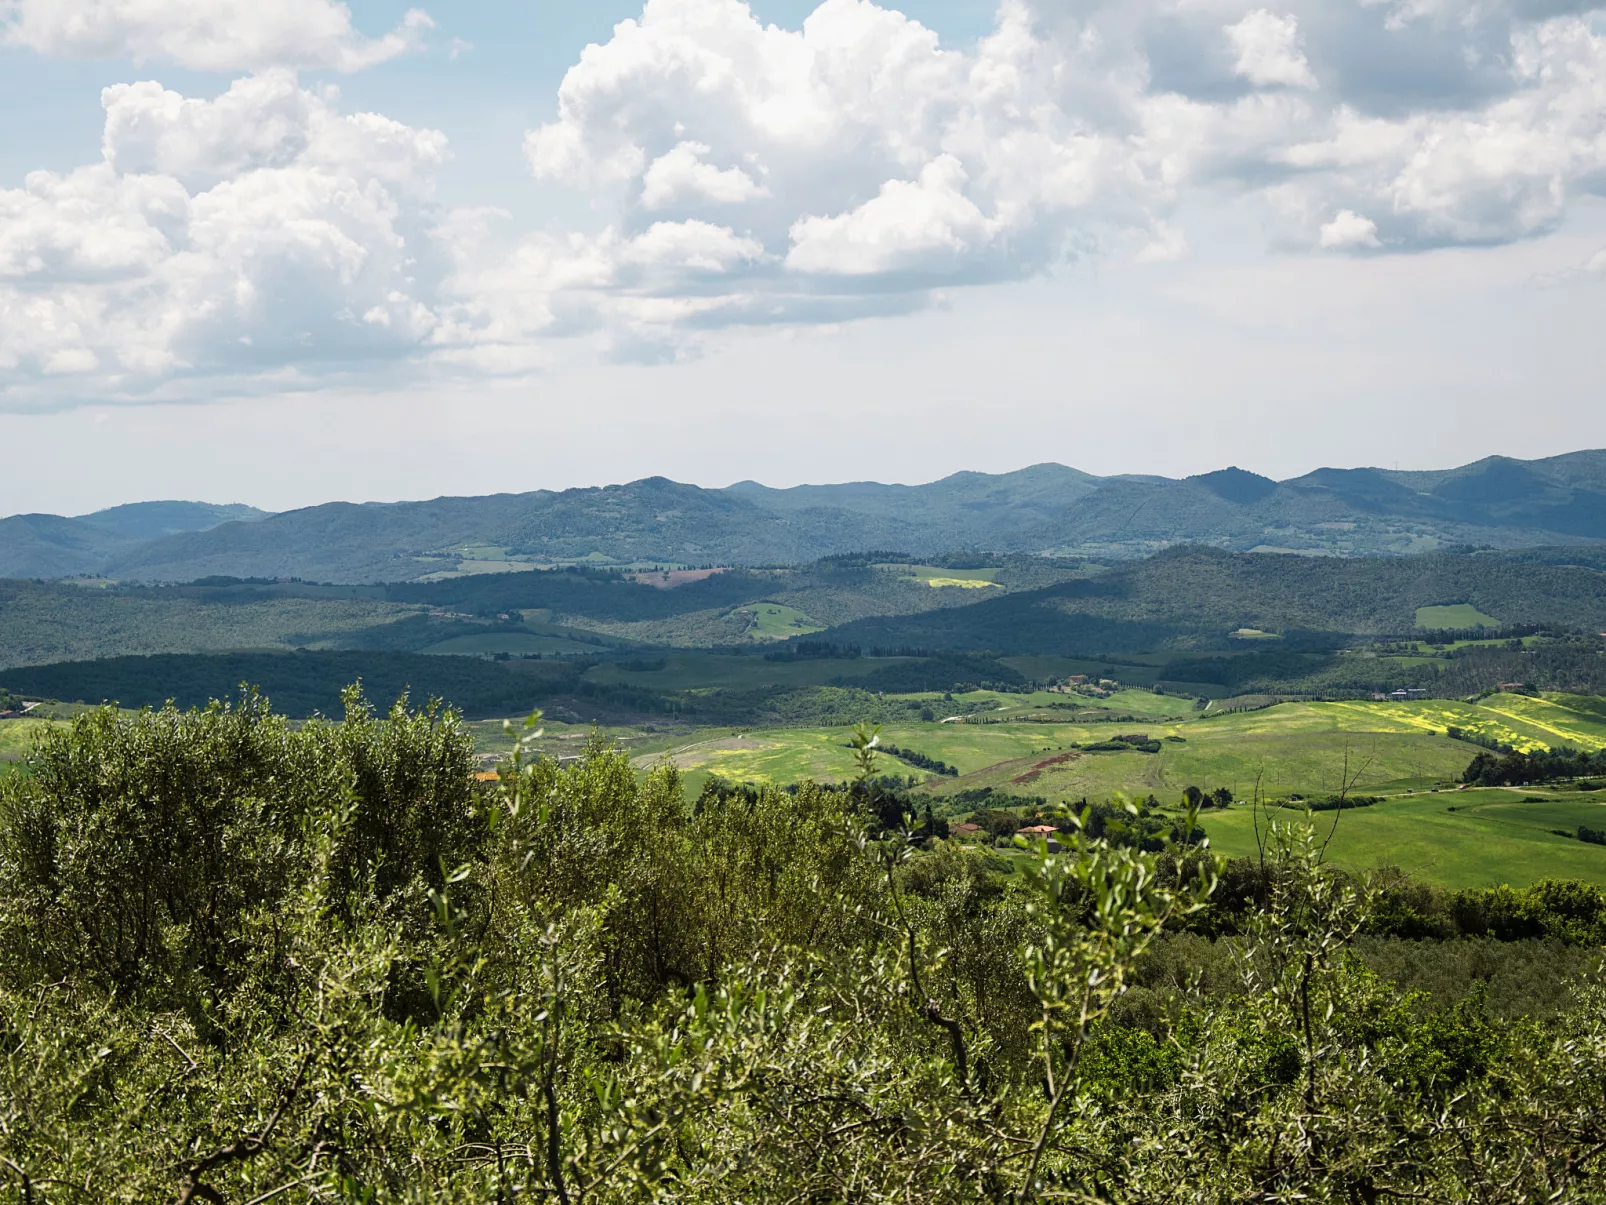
[78,501,271,542]
[3,452,1606,584]
[0,501,270,579]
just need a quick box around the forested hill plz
[4,450,1606,582]
[0,501,270,578]
[6,546,1606,672]
[808,547,1606,654]
[76,500,270,541]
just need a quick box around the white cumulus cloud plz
[0,72,449,405]
[1226,10,1317,89]
[786,155,999,276]
[0,0,432,73]
[1319,209,1382,248]
[6,0,1606,403]
[625,220,765,272]
[639,142,767,210]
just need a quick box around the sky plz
[1,0,1604,516]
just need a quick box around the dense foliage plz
[1462,744,1606,786]
[0,578,420,670]
[844,654,1028,694]
[0,559,1069,668]
[0,651,575,719]
[3,695,1606,1202]
[0,652,1032,726]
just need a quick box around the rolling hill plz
[77,500,270,541]
[0,501,271,579]
[809,546,1606,655]
[3,451,1606,583]
[0,559,1084,669]
[0,514,137,579]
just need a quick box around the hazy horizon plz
[7,446,1603,523]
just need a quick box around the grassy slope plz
[1309,694,1606,753]
[983,688,1199,719]
[1203,788,1606,888]
[740,603,826,639]
[635,702,1458,795]
[0,719,60,763]
[642,694,1606,802]
[1470,693,1606,748]
[920,705,1476,802]
[1416,603,1500,628]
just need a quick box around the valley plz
[4,452,1606,896]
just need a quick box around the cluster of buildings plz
[1052,674,1120,698]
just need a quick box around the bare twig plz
[884,844,971,1092]
[173,1052,312,1205]
[1318,749,1374,865]
[240,1175,321,1205]
[153,1024,199,1074]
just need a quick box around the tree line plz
[1462,745,1606,787]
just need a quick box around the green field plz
[1204,788,1606,888]
[1321,694,1606,753]
[737,603,826,639]
[992,687,1199,719]
[639,695,1606,808]
[634,703,1470,798]
[1416,603,1500,628]
[901,687,1199,723]
[922,703,1479,802]
[416,546,544,581]
[644,730,862,785]
[886,564,1003,589]
[0,718,56,764]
